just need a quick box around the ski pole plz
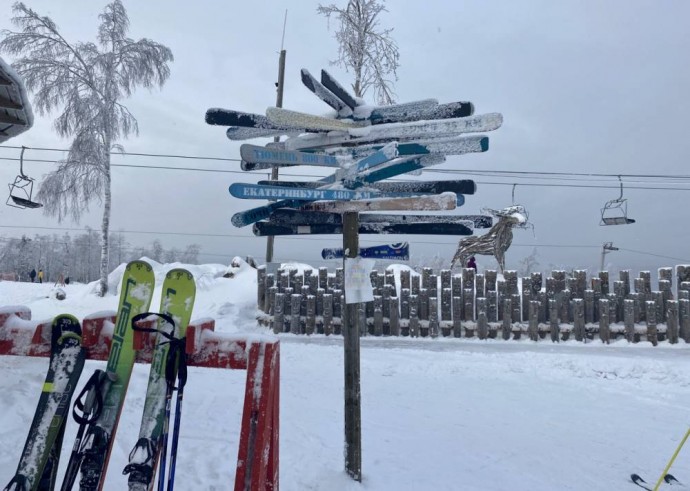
[60,370,111,491]
[166,344,188,491]
[652,427,690,491]
[130,313,178,491]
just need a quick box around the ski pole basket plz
[7,146,42,209]
[600,176,634,225]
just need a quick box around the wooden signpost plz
[207,67,503,484]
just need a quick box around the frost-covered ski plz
[300,68,348,112]
[76,260,155,491]
[123,269,196,491]
[252,220,472,236]
[267,208,490,228]
[280,114,501,151]
[258,179,477,196]
[3,315,85,491]
[205,108,307,132]
[266,107,365,131]
[321,69,359,110]
[226,126,289,141]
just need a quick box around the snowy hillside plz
[0,260,689,490]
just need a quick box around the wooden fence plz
[256,265,690,345]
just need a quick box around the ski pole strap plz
[72,370,108,425]
[131,312,176,339]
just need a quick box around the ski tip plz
[630,473,646,484]
[665,473,679,484]
[231,213,247,228]
[480,137,490,152]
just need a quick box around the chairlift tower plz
[600,241,619,272]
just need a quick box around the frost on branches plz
[317,0,400,105]
[0,1,173,296]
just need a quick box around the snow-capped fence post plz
[389,297,400,336]
[599,271,610,296]
[464,288,474,323]
[679,298,690,343]
[487,290,498,322]
[383,284,393,319]
[373,295,383,336]
[476,274,485,299]
[476,298,488,339]
[599,299,610,344]
[606,293,618,325]
[323,294,334,335]
[572,298,585,342]
[419,288,429,324]
[267,286,277,317]
[624,299,635,342]
[653,291,664,327]
[646,300,658,346]
[257,266,267,312]
[619,270,631,296]
[306,295,316,335]
[549,299,559,342]
[290,294,301,334]
[528,300,539,341]
[400,270,411,291]
[429,297,440,338]
[452,296,462,337]
[273,293,285,334]
[502,298,513,340]
[511,293,521,324]
[319,267,328,292]
[409,296,420,337]
[400,288,410,320]
[521,277,531,320]
[441,287,452,326]
[667,300,679,344]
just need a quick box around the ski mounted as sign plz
[266,106,502,137]
[321,69,359,110]
[258,179,477,196]
[228,182,465,205]
[240,144,340,168]
[302,69,475,123]
[252,220,473,237]
[231,192,459,227]
[301,68,347,112]
[279,114,500,151]
[267,208,491,228]
[320,135,492,159]
[322,242,410,260]
[205,108,304,132]
[226,126,288,141]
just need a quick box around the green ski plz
[75,260,155,491]
[4,314,85,491]
[123,268,196,491]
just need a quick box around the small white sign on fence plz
[344,257,376,304]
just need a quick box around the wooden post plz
[373,295,383,336]
[528,300,539,341]
[680,298,690,343]
[599,299,610,344]
[257,266,267,312]
[477,298,488,340]
[572,298,584,342]
[429,297,439,338]
[342,211,361,481]
[400,270,411,290]
[502,298,512,340]
[319,267,329,292]
[273,292,285,334]
[323,293,333,336]
[549,298,559,342]
[290,293,301,334]
[401,288,410,320]
[389,297,400,336]
[452,296,462,338]
[624,299,635,343]
[306,295,316,335]
[645,300,657,346]
[667,300,679,344]
[409,295,420,337]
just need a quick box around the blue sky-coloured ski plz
[229,182,465,204]
[301,68,348,113]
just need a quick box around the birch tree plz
[0,1,173,295]
[317,0,399,104]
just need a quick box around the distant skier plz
[29,269,36,283]
[466,256,477,271]
[37,269,44,283]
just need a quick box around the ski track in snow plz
[0,260,689,490]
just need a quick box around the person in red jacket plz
[466,256,477,271]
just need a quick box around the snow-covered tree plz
[0,1,173,295]
[317,0,399,104]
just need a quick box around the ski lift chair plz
[6,146,42,209]
[600,176,634,225]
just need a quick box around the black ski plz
[257,179,477,196]
[205,108,303,131]
[4,314,85,491]
[321,69,359,110]
[300,68,347,112]
[252,220,473,237]
[267,209,492,228]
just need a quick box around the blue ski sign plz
[322,243,410,260]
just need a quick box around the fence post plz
[572,298,584,342]
[549,298,559,342]
[599,299,610,344]
[646,300,658,346]
[667,300,679,344]
[624,299,635,343]
[273,292,285,334]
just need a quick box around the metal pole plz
[342,211,362,481]
[265,11,287,265]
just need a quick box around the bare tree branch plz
[318,0,399,104]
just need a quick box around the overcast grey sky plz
[1,0,689,274]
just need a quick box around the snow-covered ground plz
[0,260,689,490]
